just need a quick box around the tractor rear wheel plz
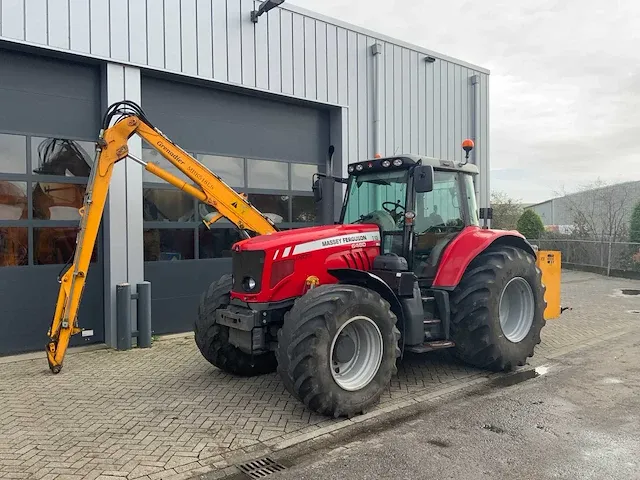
[276,284,401,418]
[449,245,546,371]
[195,274,277,376]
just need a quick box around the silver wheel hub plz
[499,277,535,343]
[330,315,384,391]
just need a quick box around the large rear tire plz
[449,245,546,371]
[276,284,401,418]
[195,274,277,376]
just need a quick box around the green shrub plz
[516,210,545,239]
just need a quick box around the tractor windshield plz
[342,170,409,233]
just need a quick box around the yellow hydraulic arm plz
[46,101,277,373]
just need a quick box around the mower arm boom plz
[46,114,277,373]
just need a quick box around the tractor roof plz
[348,154,480,175]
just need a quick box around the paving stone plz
[0,271,637,480]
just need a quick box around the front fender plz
[328,268,404,326]
[432,226,536,289]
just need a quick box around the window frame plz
[0,132,98,267]
[141,149,321,263]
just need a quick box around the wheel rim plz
[499,277,535,343]
[330,315,384,391]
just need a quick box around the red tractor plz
[195,142,549,418]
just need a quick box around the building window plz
[0,134,96,267]
[0,227,28,266]
[247,159,288,189]
[142,152,321,262]
[198,154,245,187]
[0,134,27,174]
[291,163,318,191]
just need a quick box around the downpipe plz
[372,43,383,158]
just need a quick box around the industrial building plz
[0,0,490,355]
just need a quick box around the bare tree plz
[490,190,524,230]
[558,179,634,242]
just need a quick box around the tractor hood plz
[230,224,382,303]
[233,224,382,254]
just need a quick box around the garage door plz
[141,76,330,335]
[0,48,103,355]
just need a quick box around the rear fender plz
[432,226,536,289]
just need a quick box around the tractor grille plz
[232,250,265,293]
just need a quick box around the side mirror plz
[312,175,323,203]
[414,165,434,193]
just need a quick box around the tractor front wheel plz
[276,284,401,418]
[195,274,277,376]
[449,245,546,371]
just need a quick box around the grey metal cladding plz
[0,49,100,138]
[0,0,490,201]
[141,76,330,164]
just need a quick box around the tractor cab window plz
[413,171,470,279]
[342,170,408,255]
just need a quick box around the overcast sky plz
[288,0,640,203]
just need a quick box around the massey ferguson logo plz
[321,234,368,247]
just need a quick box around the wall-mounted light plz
[424,56,436,63]
[251,0,285,23]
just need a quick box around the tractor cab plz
[340,154,480,285]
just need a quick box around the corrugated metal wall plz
[0,0,490,205]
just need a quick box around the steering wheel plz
[382,201,405,217]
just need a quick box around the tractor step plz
[423,319,441,325]
[405,340,455,354]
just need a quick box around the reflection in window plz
[247,159,288,189]
[0,227,28,266]
[0,181,28,220]
[143,188,195,222]
[248,194,289,223]
[31,137,92,177]
[0,133,26,174]
[199,226,243,259]
[33,182,86,220]
[142,146,191,184]
[291,164,318,191]
[144,229,194,261]
[34,227,97,265]
[292,196,316,223]
[198,155,244,187]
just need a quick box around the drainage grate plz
[238,457,286,479]
[621,289,640,296]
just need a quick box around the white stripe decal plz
[273,249,279,260]
[283,246,292,257]
[291,231,381,256]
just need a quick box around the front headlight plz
[243,276,257,291]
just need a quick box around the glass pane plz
[0,181,28,220]
[464,174,480,226]
[198,154,244,187]
[33,182,86,220]
[247,159,288,189]
[0,134,26,174]
[141,146,191,184]
[343,170,408,233]
[292,196,316,223]
[143,188,196,222]
[414,172,463,231]
[291,164,318,191]
[248,194,289,223]
[34,227,97,265]
[144,228,194,261]
[199,226,243,259]
[0,227,28,266]
[31,137,92,177]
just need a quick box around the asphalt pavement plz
[268,330,640,480]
